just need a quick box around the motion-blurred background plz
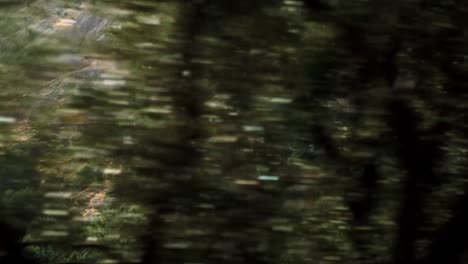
[0,1,467,264]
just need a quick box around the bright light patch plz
[43,209,69,216]
[234,179,258,185]
[102,79,126,86]
[45,192,72,199]
[0,116,16,123]
[53,18,76,29]
[243,125,264,132]
[258,175,279,181]
[103,168,122,175]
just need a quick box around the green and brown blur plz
[0,1,467,264]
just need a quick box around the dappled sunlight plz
[0,1,467,264]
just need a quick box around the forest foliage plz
[0,1,468,264]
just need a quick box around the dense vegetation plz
[1,0,468,264]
